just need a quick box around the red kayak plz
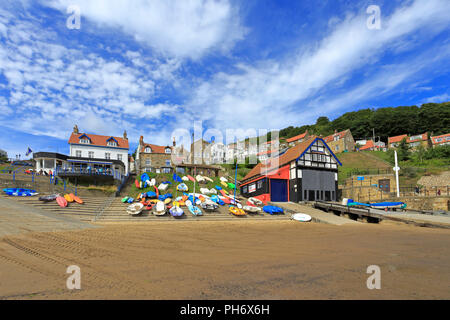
[187,175,195,182]
[135,179,140,188]
[56,196,68,208]
[154,185,159,198]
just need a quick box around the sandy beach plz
[0,220,449,300]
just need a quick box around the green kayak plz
[227,183,235,189]
[121,196,129,203]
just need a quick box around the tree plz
[397,138,410,161]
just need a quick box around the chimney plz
[123,130,128,140]
[173,137,176,147]
[73,124,79,134]
[139,135,144,146]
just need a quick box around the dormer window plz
[145,147,152,153]
[333,136,339,141]
[80,138,90,144]
[165,147,171,154]
[107,140,117,147]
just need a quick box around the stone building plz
[323,129,355,154]
[135,136,174,174]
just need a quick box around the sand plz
[0,220,449,300]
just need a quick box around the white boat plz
[291,213,312,222]
[153,201,167,216]
[220,177,228,182]
[196,175,205,183]
[203,176,213,182]
[248,197,263,206]
[158,183,169,191]
[243,205,261,213]
[182,176,189,181]
[126,203,144,216]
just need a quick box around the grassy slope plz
[123,172,239,199]
[336,151,391,183]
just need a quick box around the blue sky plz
[0,0,449,158]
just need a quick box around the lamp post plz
[393,150,400,197]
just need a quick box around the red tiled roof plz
[243,136,318,181]
[257,149,278,156]
[323,129,349,143]
[142,143,172,154]
[431,133,450,145]
[388,134,408,144]
[359,140,374,151]
[286,131,308,143]
[407,132,428,143]
[68,133,129,149]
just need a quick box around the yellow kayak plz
[64,194,74,203]
[164,198,172,204]
[229,206,246,216]
[220,181,228,188]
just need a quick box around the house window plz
[165,160,171,166]
[145,147,152,153]
[165,148,171,154]
[257,179,263,189]
[243,186,248,194]
[105,153,111,159]
[163,168,171,173]
[335,145,340,151]
[88,151,94,158]
[117,154,122,161]
[107,140,117,147]
[145,167,152,172]
[79,138,90,144]
[156,168,161,173]
[145,159,151,165]
[75,150,82,157]
[334,136,339,141]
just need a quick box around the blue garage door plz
[270,179,288,202]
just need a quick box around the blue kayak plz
[3,188,38,196]
[263,205,284,215]
[369,202,406,209]
[173,174,183,183]
[210,195,224,205]
[215,185,222,190]
[146,191,157,198]
[141,173,150,182]
[188,205,202,216]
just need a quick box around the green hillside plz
[271,101,449,142]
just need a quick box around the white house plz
[68,125,130,175]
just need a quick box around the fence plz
[398,185,449,198]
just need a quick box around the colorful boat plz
[169,205,184,217]
[369,202,406,209]
[3,188,38,196]
[69,194,83,204]
[177,183,188,192]
[127,203,144,216]
[39,194,59,202]
[263,205,284,215]
[229,206,246,216]
[200,201,218,211]
[153,201,167,216]
[187,175,196,182]
[64,194,74,203]
[220,181,228,188]
[121,196,129,203]
[243,205,261,213]
[56,196,68,208]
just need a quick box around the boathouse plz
[240,136,342,203]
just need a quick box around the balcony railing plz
[54,166,123,180]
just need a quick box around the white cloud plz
[423,93,450,104]
[43,0,246,59]
[185,0,450,131]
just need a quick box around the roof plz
[431,133,450,145]
[286,131,308,143]
[69,133,129,149]
[359,140,374,151]
[407,132,428,143]
[323,129,350,143]
[243,135,337,181]
[257,149,278,156]
[142,143,172,154]
[388,134,408,144]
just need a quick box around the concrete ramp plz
[271,202,360,225]
[0,197,97,237]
